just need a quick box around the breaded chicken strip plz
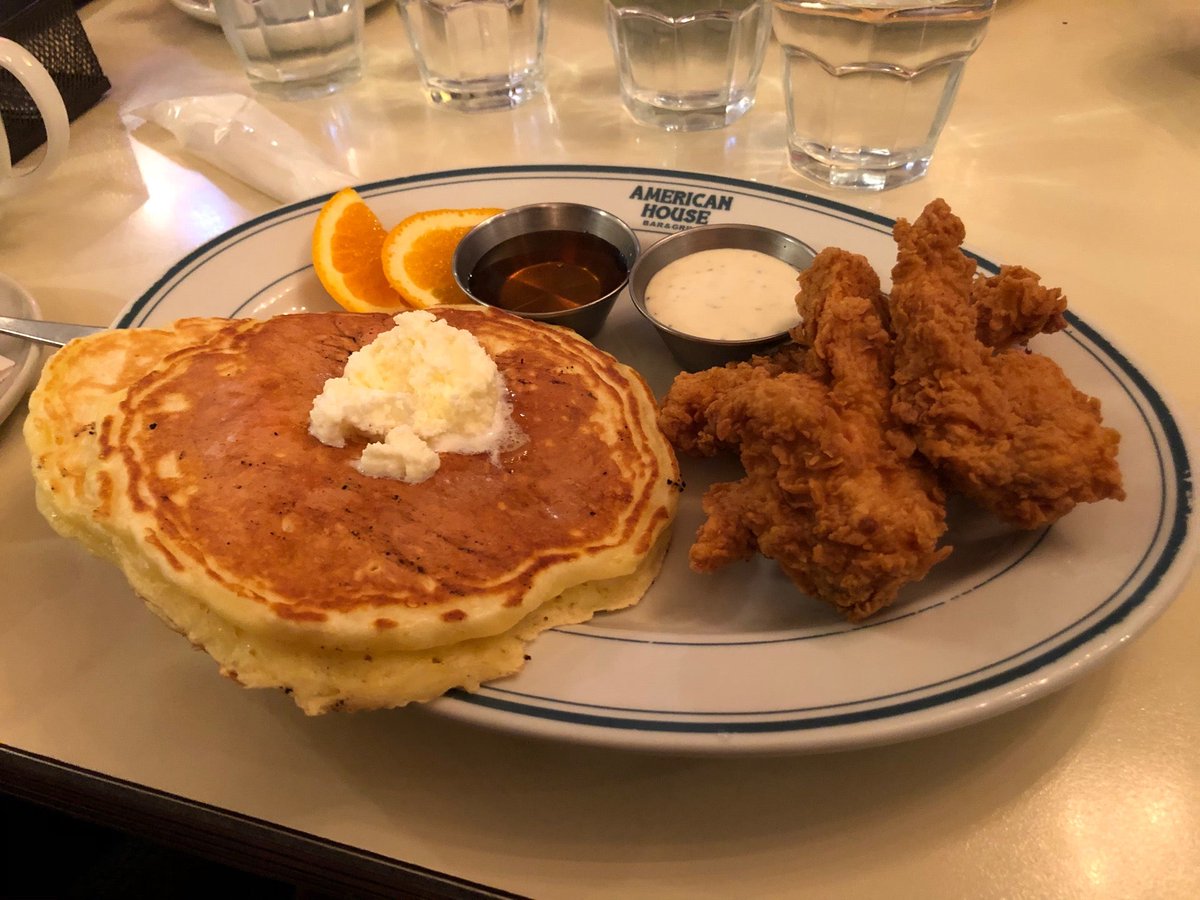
[659,249,948,621]
[888,199,1123,528]
[970,264,1067,349]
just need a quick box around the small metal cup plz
[452,203,640,339]
[628,223,816,371]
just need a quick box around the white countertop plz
[1,1,1197,896]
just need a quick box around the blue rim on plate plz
[113,165,1197,754]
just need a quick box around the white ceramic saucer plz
[0,274,43,427]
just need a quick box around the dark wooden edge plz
[0,743,526,900]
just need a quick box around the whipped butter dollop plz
[309,310,520,482]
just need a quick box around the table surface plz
[2,0,1198,896]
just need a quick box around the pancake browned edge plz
[25,308,679,714]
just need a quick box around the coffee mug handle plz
[0,36,71,198]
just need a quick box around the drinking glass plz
[212,0,366,99]
[773,0,995,191]
[605,0,772,132]
[396,0,548,112]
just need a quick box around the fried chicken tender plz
[888,199,1124,528]
[659,249,948,621]
[971,265,1067,349]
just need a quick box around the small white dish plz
[0,273,43,427]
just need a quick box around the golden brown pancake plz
[25,308,679,713]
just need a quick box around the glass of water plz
[396,0,548,112]
[605,0,772,133]
[773,0,995,191]
[212,0,366,100]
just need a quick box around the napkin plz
[121,93,354,203]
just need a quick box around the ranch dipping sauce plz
[643,248,802,341]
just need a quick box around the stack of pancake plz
[25,307,679,714]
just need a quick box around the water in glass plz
[606,0,772,132]
[214,0,365,98]
[774,0,994,190]
[397,0,548,111]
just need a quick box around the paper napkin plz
[122,93,354,203]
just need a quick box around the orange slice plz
[312,187,411,313]
[381,207,504,308]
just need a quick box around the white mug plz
[0,37,70,199]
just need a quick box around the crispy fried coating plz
[658,199,1123,619]
[888,199,1124,528]
[659,249,948,621]
[971,265,1067,349]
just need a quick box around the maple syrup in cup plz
[453,204,640,339]
[469,231,629,314]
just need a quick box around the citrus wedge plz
[381,207,504,308]
[312,187,411,313]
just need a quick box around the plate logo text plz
[629,185,735,232]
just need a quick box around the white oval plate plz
[116,165,1197,755]
[0,274,43,428]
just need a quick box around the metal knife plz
[0,316,106,348]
